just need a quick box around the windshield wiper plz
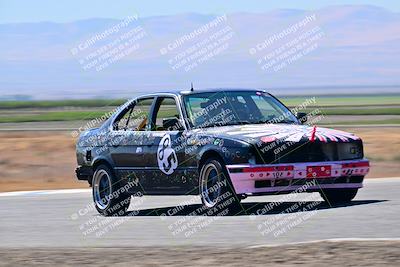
[254,119,296,124]
[218,120,251,127]
[197,120,251,128]
[253,119,269,124]
[272,120,296,124]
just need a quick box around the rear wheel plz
[319,188,358,205]
[199,158,241,215]
[92,164,131,216]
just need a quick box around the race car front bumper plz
[226,159,369,195]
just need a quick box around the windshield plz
[183,91,298,128]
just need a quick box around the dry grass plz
[0,131,82,192]
[348,127,400,178]
[1,240,400,266]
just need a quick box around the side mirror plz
[296,112,308,124]
[163,117,183,131]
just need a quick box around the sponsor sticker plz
[306,165,331,178]
[157,134,178,175]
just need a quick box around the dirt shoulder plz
[347,127,400,178]
[0,240,399,266]
[0,131,83,192]
[0,127,399,192]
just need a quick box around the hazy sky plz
[0,0,399,23]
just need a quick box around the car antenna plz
[190,82,194,92]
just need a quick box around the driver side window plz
[113,98,153,131]
[152,97,182,131]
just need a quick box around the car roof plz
[135,88,266,99]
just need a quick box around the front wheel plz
[199,158,242,215]
[319,188,358,205]
[92,164,131,216]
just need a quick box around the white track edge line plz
[246,238,400,248]
[0,177,399,197]
[0,188,91,197]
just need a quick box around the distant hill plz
[0,5,399,99]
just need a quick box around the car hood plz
[191,124,360,145]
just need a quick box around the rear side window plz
[113,98,153,131]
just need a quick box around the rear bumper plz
[75,166,93,181]
[227,159,369,194]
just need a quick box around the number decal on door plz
[157,134,178,175]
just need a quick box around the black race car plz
[76,89,369,216]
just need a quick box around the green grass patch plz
[0,111,108,123]
[323,118,400,125]
[282,95,400,107]
[1,94,400,123]
[0,99,127,109]
[1,95,400,109]
[304,107,400,115]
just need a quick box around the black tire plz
[319,188,358,205]
[199,158,242,215]
[92,164,131,216]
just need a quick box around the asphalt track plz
[1,178,399,248]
